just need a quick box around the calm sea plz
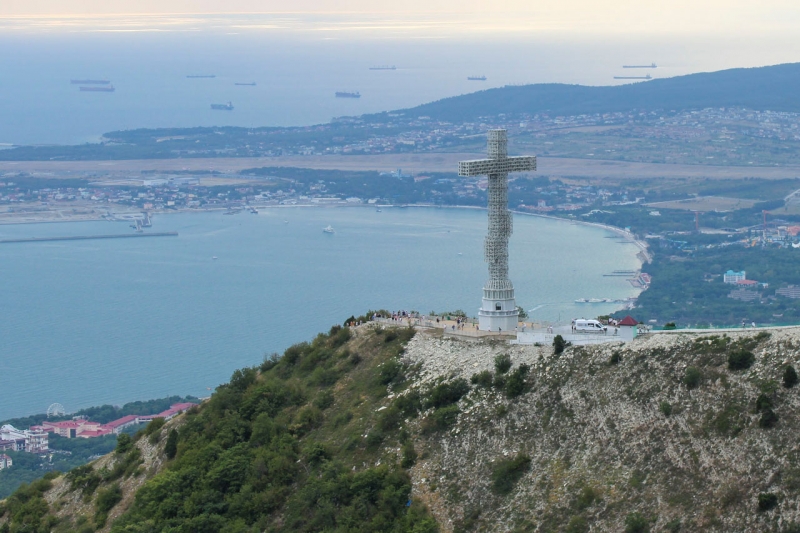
[2,30,799,145]
[0,207,639,419]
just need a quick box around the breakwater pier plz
[0,232,178,244]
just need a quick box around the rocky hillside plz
[3,322,800,532]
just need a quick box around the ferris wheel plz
[47,403,66,418]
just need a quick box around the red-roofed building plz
[737,279,759,287]
[103,415,142,435]
[41,419,104,439]
[78,428,112,439]
[618,316,639,341]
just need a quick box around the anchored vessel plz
[235,82,257,86]
[80,86,115,92]
[211,102,234,110]
[459,130,536,332]
[622,63,657,68]
[467,75,487,81]
[187,75,216,78]
[71,79,110,85]
[614,74,652,80]
[369,66,396,70]
[335,91,361,98]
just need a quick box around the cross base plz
[478,287,519,332]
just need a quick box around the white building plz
[0,454,12,469]
[0,424,49,453]
[723,270,746,284]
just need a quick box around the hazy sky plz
[3,1,800,37]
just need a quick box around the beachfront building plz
[39,419,110,439]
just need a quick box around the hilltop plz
[3,321,800,532]
[367,62,800,123]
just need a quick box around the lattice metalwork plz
[458,129,536,291]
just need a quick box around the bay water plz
[0,207,640,419]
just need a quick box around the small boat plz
[376,208,382,212]
[335,91,360,98]
[467,75,487,81]
[457,252,463,256]
[574,298,589,303]
[283,220,289,224]
[588,298,603,303]
[212,256,218,260]
[211,102,234,111]
[249,207,258,214]
[323,225,335,234]
[235,82,257,86]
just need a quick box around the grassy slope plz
[4,323,800,532]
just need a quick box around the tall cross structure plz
[459,130,536,332]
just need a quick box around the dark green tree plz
[784,365,798,388]
[164,429,179,459]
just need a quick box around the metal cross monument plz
[459,130,536,332]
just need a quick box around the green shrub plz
[421,405,460,434]
[401,442,418,469]
[144,417,166,436]
[664,518,681,532]
[759,408,779,428]
[755,393,773,412]
[313,389,335,410]
[505,365,530,398]
[609,351,622,365]
[576,485,600,510]
[565,515,589,533]
[664,322,677,330]
[659,401,672,417]
[471,370,494,388]
[395,390,422,417]
[553,335,566,355]
[728,349,755,370]
[377,406,403,432]
[624,512,650,533]
[94,483,122,526]
[115,433,133,454]
[784,365,799,388]
[424,379,470,409]
[378,359,404,385]
[66,464,101,497]
[490,453,531,495]
[164,429,179,459]
[684,367,702,389]
[494,354,512,374]
[758,492,778,512]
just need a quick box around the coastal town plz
[0,402,195,460]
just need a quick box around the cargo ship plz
[187,75,216,78]
[335,91,361,98]
[235,82,256,86]
[71,79,110,85]
[614,74,652,80]
[622,63,657,68]
[80,86,115,92]
[369,66,396,70]
[467,75,487,81]
[211,102,234,110]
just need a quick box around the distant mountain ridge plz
[366,62,800,122]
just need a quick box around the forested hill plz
[366,62,800,122]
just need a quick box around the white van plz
[574,319,608,334]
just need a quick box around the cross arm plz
[458,156,536,177]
